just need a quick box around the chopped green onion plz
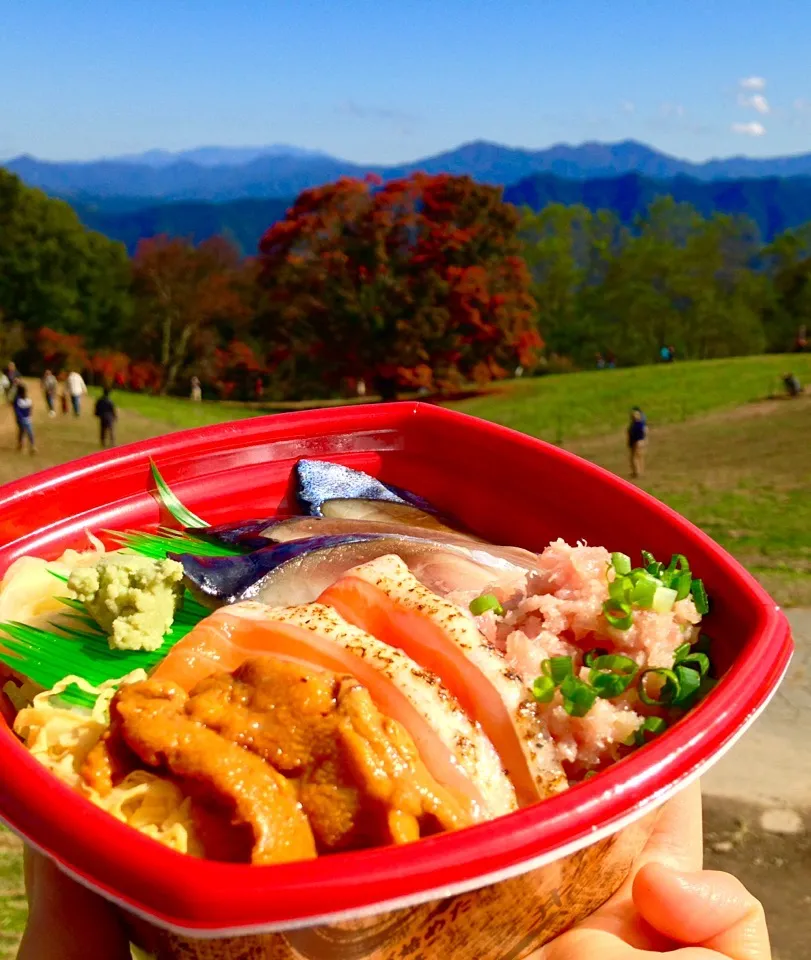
[677,673,718,711]
[609,577,633,604]
[691,579,709,615]
[652,585,678,614]
[584,648,609,667]
[469,593,504,617]
[635,716,667,745]
[603,600,633,630]
[611,552,632,576]
[641,550,665,578]
[583,770,598,780]
[590,671,633,699]
[541,656,574,685]
[664,554,690,582]
[588,653,638,699]
[671,665,701,705]
[677,651,710,677]
[532,676,556,703]
[638,667,680,706]
[560,675,598,717]
[631,573,659,608]
[589,654,638,675]
[673,642,692,662]
[673,570,693,602]
[698,675,718,698]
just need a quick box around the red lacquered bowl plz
[0,402,792,960]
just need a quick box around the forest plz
[1,167,808,401]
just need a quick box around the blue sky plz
[3,0,811,163]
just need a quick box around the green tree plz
[520,205,625,364]
[582,199,765,364]
[760,224,811,352]
[0,170,132,348]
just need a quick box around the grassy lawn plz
[569,395,811,606]
[449,353,811,445]
[0,828,23,960]
[104,353,811,438]
[106,388,371,430]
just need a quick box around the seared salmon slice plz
[319,554,568,804]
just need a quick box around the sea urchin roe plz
[68,554,184,652]
[85,677,316,865]
[186,658,472,850]
[82,657,472,864]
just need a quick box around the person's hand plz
[534,780,770,959]
[17,847,132,960]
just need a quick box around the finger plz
[18,850,133,960]
[633,863,771,960]
[554,781,704,950]
[634,778,704,874]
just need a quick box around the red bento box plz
[0,402,793,960]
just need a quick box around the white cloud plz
[731,121,766,136]
[621,100,635,114]
[794,98,811,113]
[660,102,686,118]
[739,76,766,90]
[738,93,770,114]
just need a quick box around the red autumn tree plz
[128,360,163,393]
[131,235,254,394]
[89,349,131,388]
[37,327,89,372]
[256,173,540,397]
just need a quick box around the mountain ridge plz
[70,169,811,255]
[12,138,811,202]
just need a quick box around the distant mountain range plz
[73,196,293,255]
[69,171,811,255]
[106,145,330,168]
[12,139,811,202]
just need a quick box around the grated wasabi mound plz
[68,554,185,652]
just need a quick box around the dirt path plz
[699,608,810,960]
[0,380,174,488]
[703,797,810,960]
[702,608,810,808]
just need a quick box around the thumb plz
[633,862,771,960]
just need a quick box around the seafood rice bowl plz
[0,403,791,960]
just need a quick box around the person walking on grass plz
[4,361,20,403]
[783,372,802,397]
[58,373,69,415]
[41,369,58,417]
[628,406,647,479]
[66,369,87,416]
[94,388,117,448]
[13,383,36,454]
